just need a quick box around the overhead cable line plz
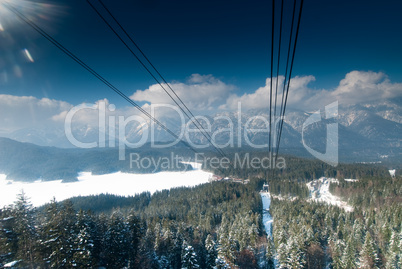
[276,0,297,153]
[3,2,199,156]
[270,0,284,181]
[4,1,235,177]
[273,0,284,129]
[87,0,230,160]
[269,0,275,155]
[275,0,304,157]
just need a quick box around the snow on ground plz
[307,177,354,212]
[389,169,396,177]
[344,178,359,182]
[3,260,20,267]
[260,192,273,237]
[0,162,211,207]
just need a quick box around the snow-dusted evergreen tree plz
[398,229,402,269]
[127,213,142,268]
[226,232,238,263]
[159,255,170,268]
[217,232,231,263]
[104,211,128,268]
[214,255,231,269]
[305,226,315,244]
[72,210,94,268]
[266,235,275,269]
[136,227,159,269]
[286,236,305,269]
[40,199,61,267]
[41,199,77,268]
[13,191,38,268]
[154,223,162,252]
[248,223,258,249]
[329,235,345,269]
[352,219,365,246]
[205,234,217,269]
[342,237,357,269]
[276,242,288,269]
[0,208,18,265]
[358,232,380,269]
[385,230,401,269]
[171,228,184,268]
[181,240,199,269]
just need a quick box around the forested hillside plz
[1,157,401,268]
[0,182,265,268]
[270,172,402,268]
[0,138,194,182]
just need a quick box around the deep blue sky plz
[1,0,401,106]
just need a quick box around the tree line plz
[0,181,266,268]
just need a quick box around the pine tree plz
[385,230,401,269]
[104,211,128,268]
[248,223,258,249]
[137,227,159,269]
[329,237,345,269]
[358,232,380,269]
[0,208,18,265]
[41,199,77,268]
[205,234,217,269]
[127,213,142,268]
[286,236,305,269]
[181,241,199,269]
[214,255,231,269]
[92,213,108,266]
[170,229,184,268]
[266,235,275,269]
[13,192,38,267]
[72,210,95,268]
[276,242,287,269]
[398,229,402,269]
[159,255,170,268]
[342,237,357,269]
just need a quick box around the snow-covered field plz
[306,177,354,212]
[260,192,273,237]
[0,162,212,207]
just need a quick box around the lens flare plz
[0,0,62,32]
[23,48,34,62]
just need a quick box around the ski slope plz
[307,177,354,212]
[260,192,273,237]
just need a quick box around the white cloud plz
[0,95,72,132]
[1,71,400,136]
[329,71,402,104]
[222,75,316,110]
[222,71,402,111]
[130,74,234,111]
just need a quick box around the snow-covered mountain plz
[1,99,401,162]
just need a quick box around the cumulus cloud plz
[222,71,402,111]
[222,75,316,110]
[0,95,72,132]
[1,71,401,136]
[329,71,401,104]
[130,74,235,111]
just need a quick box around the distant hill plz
[2,99,401,164]
[0,138,192,182]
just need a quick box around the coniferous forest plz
[0,156,401,268]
